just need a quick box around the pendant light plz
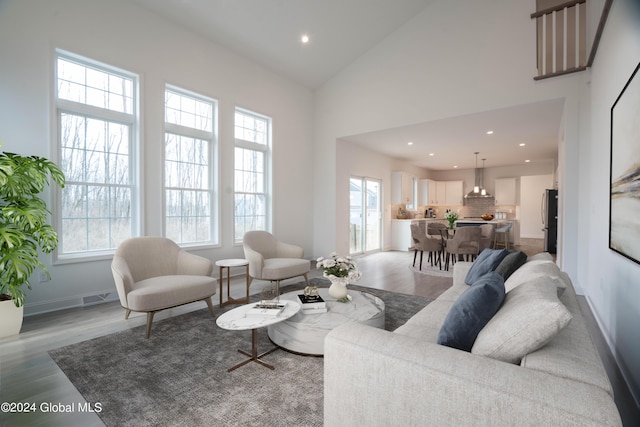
[480,158,487,196]
[473,152,480,193]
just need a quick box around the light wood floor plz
[1,244,638,426]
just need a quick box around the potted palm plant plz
[0,148,65,338]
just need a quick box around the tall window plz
[234,108,271,243]
[164,87,217,245]
[55,51,137,257]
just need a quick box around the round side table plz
[216,258,250,307]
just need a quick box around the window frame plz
[233,107,272,245]
[163,85,219,248]
[53,50,140,263]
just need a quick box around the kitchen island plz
[455,219,517,246]
[390,218,447,251]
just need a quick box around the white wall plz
[582,0,640,405]
[0,0,314,314]
[519,175,553,238]
[315,0,585,271]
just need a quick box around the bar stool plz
[494,222,513,250]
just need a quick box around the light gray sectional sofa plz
[324,253,622,426]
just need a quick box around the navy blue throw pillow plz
[437,272,505,351]
[494,250,528,280]
[464,248,510,285]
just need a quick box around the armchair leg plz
[204,297,215,318]
[125,309,131,319]
[303,273,310,286]
[145,311,155,339]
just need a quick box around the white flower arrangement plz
[444,209,459,228]
[316,252,362,284]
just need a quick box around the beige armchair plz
[243,231,310,295]
[111,237,217,338]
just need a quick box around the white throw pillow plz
[504,259,568,296]
[471,276,573,364]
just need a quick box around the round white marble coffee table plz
[216,300,301,371]
[268,288,385,356]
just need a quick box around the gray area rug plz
[49,278,433,427]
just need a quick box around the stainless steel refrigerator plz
[541,189,558,253]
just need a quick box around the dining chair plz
[443,226,481,270]
[479,224,495,252]
[410,223,443,270]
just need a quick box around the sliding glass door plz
[349,177,381,255]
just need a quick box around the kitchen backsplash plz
[393,199,516,220]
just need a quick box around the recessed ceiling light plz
[407,141,413,145]
[301,34,310,44]
[429,153,435,156]
[453,165,458,168]
[519,143,526,147]
[486,130,494,135]
[525,159,531,163]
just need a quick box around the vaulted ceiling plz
[129,0,561,171]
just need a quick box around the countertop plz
[391,217,443,221]
[455,219,511,224]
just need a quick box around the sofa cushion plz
[437,272,505,351]
[527,252,554,262]
[494,250,527,281]
[464,249,510,285]
[471,275,573,364]
[504,259,567,296]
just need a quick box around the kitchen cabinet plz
[391,172,415,206]
[418,179,463,206]
[445,180,464,205]
[494,178,518,205]
[419,179,438,205]
[435,181,446,205]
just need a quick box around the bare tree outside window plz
[56,53,136,256]
[234,109,270,243]
[164,88,217,245]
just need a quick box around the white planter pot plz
[0,298,24,338]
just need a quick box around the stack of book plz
[298,294,327,314]
[246,302,286,317]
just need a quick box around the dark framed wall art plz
[610,61,640,265]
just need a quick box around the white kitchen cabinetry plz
[419,179,438,205]
[435,181,446,205]
[390,220,413,251]
[391,172,415,206]
[494,178,518,205]
[445,180,464,205]
[418,179,463,206]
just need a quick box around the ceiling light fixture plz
[301,34,310,44]
[407,141,413,145]
[429,153,435,156]
[486,130,494,135]
[525,159,531,163]
[519,143,526,146]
